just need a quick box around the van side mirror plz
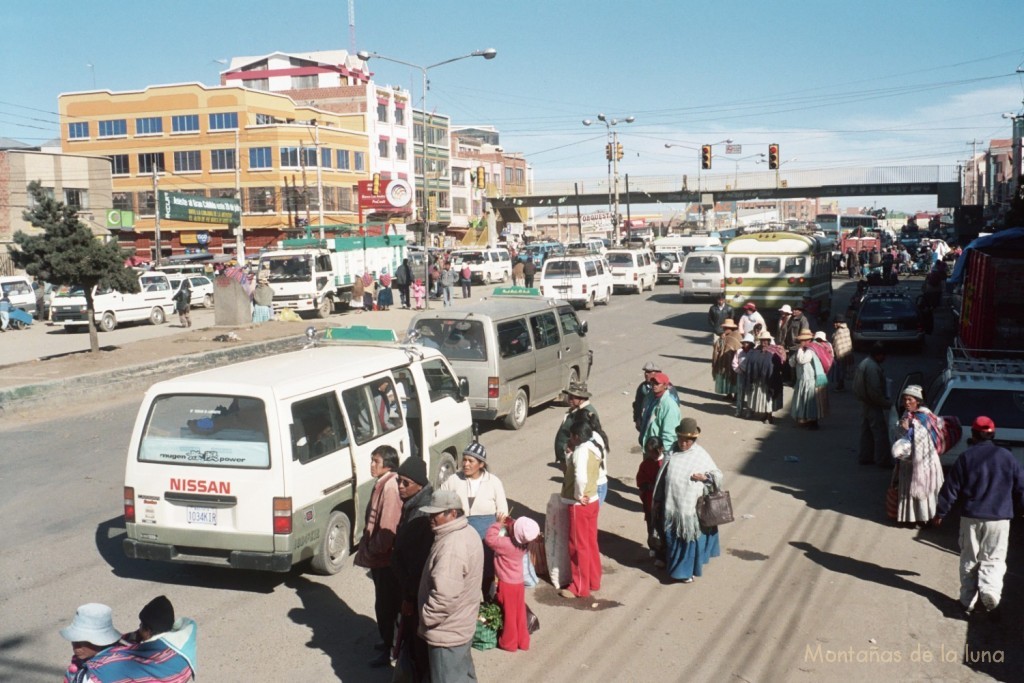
[458,377,470,400]
[579,320,589,337]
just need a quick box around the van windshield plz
[412,319,487,361]
[138,395,271,469]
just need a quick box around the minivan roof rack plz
[947,347,1024,377]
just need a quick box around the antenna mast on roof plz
[348,0,356,54]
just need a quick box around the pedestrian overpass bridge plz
[488,164,961,219]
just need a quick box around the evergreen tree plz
[13,181,139,353]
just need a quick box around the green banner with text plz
[158,190,240,225]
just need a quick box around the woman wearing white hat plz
[892,385,944,525]
[61,603,124,681]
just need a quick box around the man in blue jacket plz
[933,416,1024,621]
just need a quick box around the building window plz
[98,119,127,137]
[211,149,236,171]
[322,186,337,211]
[395,108,405,126]
[453,197,467,214]
[249,147,273,169]
[291,75,318,89]
[301,147,318,167]
[378,139,389,158]
[337,150,350,170]
[209,112,238,130]
[321,149,333,169]
[247,187,276,213]
[338,186,353,211]
[376,102,388,122]
[438,191,449,209]
[109,154,130,176]
[504,168,513,183]
[171,114,199,133]
[354,152,365,171]
[64,188,89,209]
[68,122,89,139]
[138,152,165,174]
[515,168,524,184]
[283,184,316,212]
[254,113,278,125]
[280,147,299,167]
[413,123,423,142]
[396,141,407,161]
[135,117,163,135]
[452,168,466,186]
[173,150,202,173]
[211,188,237,200]
[112,192,133,211]
[136,191,155,215]
[414,157,424,175]
[247,78,270,91]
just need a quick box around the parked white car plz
[450,248,512,284]
[169,275,215,308]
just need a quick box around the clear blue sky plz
[3,0,1023,213]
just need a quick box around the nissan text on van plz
[122,327,473,575]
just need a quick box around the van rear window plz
[684,256,722,274]
[138,395,270,469]
[606,253,634,266]
[543,261,580,278]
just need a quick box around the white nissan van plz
[122,328,473,575]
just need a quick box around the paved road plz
[1,282,1019,682]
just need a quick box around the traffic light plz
[768,144,779,170]
[605,143,613,161]
[372,172,381,195]
[616,142,623,161]
[701,145,712,170]
[476,165,486,189]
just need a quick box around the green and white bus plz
[724,231,833,323]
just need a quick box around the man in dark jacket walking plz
[395,258,414,308]
[933,416,1024,620]
[522,257,537,288]
[707,294,734,342]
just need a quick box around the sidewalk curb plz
[0,335,306,414]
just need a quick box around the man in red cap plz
[639,372,682,452]
[933,416,1024,621]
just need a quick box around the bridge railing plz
[524,165,959,197]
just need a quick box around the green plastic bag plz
[472,620,498,651]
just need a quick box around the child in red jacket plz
[485,514,540,652]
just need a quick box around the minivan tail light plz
[736,277,743,284]
[273,497,292,534]
[123,486,135,524]
[633,272,638,281]
[678,280,685,290]
[582,284,588,294]
[487,377,499,399]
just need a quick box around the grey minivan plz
[408,294,592,429]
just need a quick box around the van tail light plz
[123,486,135,524]
[788,277,795,284]
[273,497,292,534]
[633,273,638,281]
[487,377,499,399]
[678,280,685,290]
[736,277,743,284]
[582,284,588,294]
[720,278,725,288]
[726,277,733,284]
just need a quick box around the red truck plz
[958,248,1024,351]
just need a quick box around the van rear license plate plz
[883,323,897,331]
[187,507,217,525]
[695,281,708,287]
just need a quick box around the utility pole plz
[314,122,325,239]
[235,129,245,265]
[152,165,162,266]
[966,139,982,204]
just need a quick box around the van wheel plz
[311,510,351,575]
[600,288,611,305]
[99,312,117,332]
[316,296,333,319]
[202,294,213,308]
[504,389,529,430]
[149,307,165,326]
[434,451,458,487]
[584,293,594,310]
[483,273,492,285]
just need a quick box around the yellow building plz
[59,83,371,260]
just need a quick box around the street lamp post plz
[358,48,496,306]
[730,153,766,187]
[583,114,634,244]
[664,139,732,231]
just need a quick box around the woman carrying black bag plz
[651,417,723,584]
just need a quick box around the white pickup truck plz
[51,271,176,332]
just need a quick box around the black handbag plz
[696,479,734,527]
[525,603,540,634]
